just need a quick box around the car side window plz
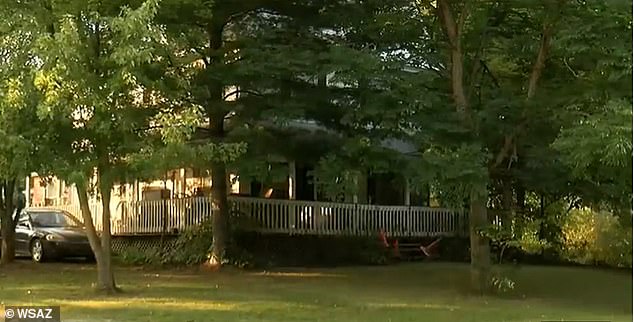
[16,213,30,228]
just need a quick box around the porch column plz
[352,174,358,204]
[138,181,144,201]
[404,180,410,206]
[181,168,187,197]
[25,175,30,207]
[289,161,297,229]
[404,179,411,236]
[288,161,296,200]
[313,183,318,201]
[168,171,176,198]
[131,182,135,202]
[59,179,64,203]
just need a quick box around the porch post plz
[59,179,64,204]
[352,174,359,204]
[404,180,410,206]
[313,183,318,201]
[25,175,30,207]
[131,181,135,203]
[288,161,296,200]
[137,181,143,201]
[404,179,411,236]
[181,168,187,197]
[288,161,296,229]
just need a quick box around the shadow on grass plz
[509,264,633,314]
[1,261,631,321]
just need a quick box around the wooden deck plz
[31,196,468,237]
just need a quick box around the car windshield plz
[30,212,83,228]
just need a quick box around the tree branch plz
[437,0,470,123]
[222,89,262,101]
[43,0,55,35]
[457,1,470,36]
[193,47,210,66]
[490,15,558,171]
[563,57,579,78]
[466,53,484,101]
[491,134,514,170]
[133,124,164,133]
[527,23,553,99]
[467,3,506,106]
[480,60,500,88]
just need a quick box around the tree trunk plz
[203,22,230,269]
[469,187,491,294]
[98,176,117,292]
[0,179,16,265]
[207,161,229,268]
[76,179,117,293]
[515,183,526,212]
[435,0,557,294]
[437,0,491,293]
[0,222,16,265]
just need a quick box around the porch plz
[35,196,468,238]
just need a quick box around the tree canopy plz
[0,0,630,293]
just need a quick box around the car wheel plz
[30,239,46,263]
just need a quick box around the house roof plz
[281,119,418,155]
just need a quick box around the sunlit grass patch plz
[0,262,631,322]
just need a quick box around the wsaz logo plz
[15,308,54,319]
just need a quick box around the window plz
[29,211,83,228]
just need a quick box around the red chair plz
[419,237,442,257]
[379,229,400,257]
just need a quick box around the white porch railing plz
[31,196,468,237]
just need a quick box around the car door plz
[14,213,32,256]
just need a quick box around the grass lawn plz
[0,261,631,322]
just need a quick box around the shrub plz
[485,214,548,264]
[357,235,389,265]
[169,219,215,265]
[117,246,157,265]
[116,217,257,267]
[490,274,516,294]
[230,232,390,267]
[561,208,632,268]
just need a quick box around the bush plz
[560,208,632,268]
[169,219,215,265]
[117,246,158,265]
[490,274,516,294]
[485,213,549,264]
[116,217,257,267]
[230,232,389,267]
